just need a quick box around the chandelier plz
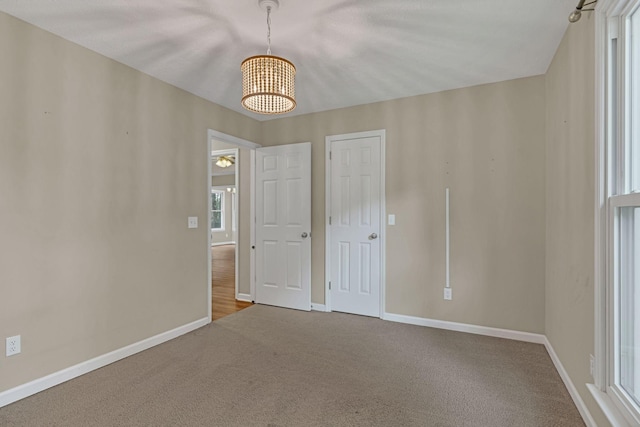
[216,156,235,168]
[241,0,296,114]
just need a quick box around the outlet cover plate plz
[6,335,21,356]
[188,216,198,229]
[444,288,452,300]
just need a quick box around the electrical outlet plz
[6,335,21,356]
[188,216,198,229]
[444,288,452,300]
[590,354,595,377]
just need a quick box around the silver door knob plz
[301,232,308,238]
[369,233,378,240]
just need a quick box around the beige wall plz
[545,16,609,426]
[211,174,235,187]
[236,148,254,296]
[0,12,260,393]
[262,76,547,333]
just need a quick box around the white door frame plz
[324,129,386,317]
[207,129,260,323]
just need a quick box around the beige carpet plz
[0,305,584,426]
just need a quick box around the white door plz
[328,131,384,317]
[255,142,311,311]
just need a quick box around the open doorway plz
[211,148,250,320]
[208,130,260,321]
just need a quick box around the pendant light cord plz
[266,6,272,55]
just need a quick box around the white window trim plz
[595,0,640,425]
[211,189,225,232]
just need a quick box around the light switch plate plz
[188,216,198,229]
[388,214,395,225]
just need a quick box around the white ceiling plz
[0,0,577,121]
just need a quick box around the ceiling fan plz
[216,156,235,168]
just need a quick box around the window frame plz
[596,0,640,424]
[211,189,225,232]
[609,195,640,420]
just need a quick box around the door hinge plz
[329,216,332,225]
[329,281,331,290]
[329,151,332,160]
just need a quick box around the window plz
[618,205,640,405]
[598,0,640,424]
[211,190,224,231]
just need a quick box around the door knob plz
[301,232,308,238]
[369,233,378,240]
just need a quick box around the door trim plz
[248,149,256,302]
[209,129,261,150]
[324,129,386,317]
[207,129,260,323]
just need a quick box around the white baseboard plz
[0,317,209,408]
[544,338,597,427]
[382,312,546,344]
[237,293,253,302]
[211,241,236,247]
[311,303,328,312]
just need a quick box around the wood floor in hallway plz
[211,244,252,321]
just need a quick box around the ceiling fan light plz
[216,156,234,168]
